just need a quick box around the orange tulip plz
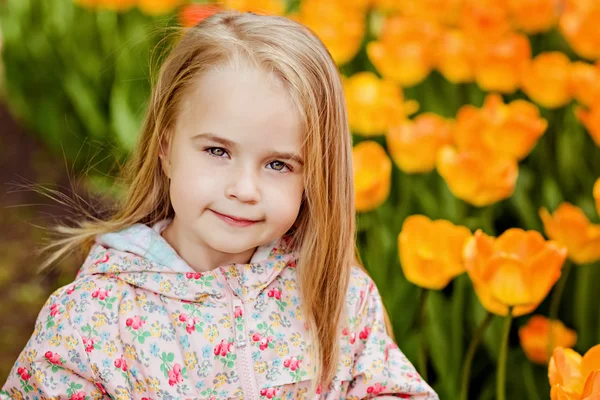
[179,4,221,27]
[570,61,600,107]
[437,146,518,207]
[559,2,600,60]
[463,229,566,317]
[474,33,531,94]
[221,0,285,14]
[540,203,600,264]
[378,0,463,26]
[594,178,600,216]
[294,0,365,66]
[507,0,559,34]
[549,345,600,400]
[398,215,471,289]
[435,29,477,84]
[137,0,186,15]
[352,141,392,212]
[521,52,573,109]
[343,72,419,136]
[519,315,577,364]
[367,16,441,87]
[460,0,512,43]
[453,94,547,160]
[386,113,453,173]
[575,105,600,147]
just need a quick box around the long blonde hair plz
[34,10,357,392]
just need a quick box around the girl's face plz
[160,64,305,269]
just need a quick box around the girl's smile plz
[210,209,262,227]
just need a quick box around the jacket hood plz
[77,219,299,303]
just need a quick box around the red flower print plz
[214,339,234,357]
[186,317,199,334]
[267,288,282,300]
[70,392,86,400]
[234,306,243,319]
[366,382,386,395]
[168,363,184,386]
[66,286,76,295]
[114,355,128,371]
[93,254,110,265]
[96,382,108,394]
[260,387,278,398]
[185,272,203,279]
[44,351,62,365]
[252,333,261,342]
[126,316,145,330]
[179,313,188,322]
[342,327,349,336]
[349,332,356,344]
[283,356,301,371]
[49,303,60,317]
[316,383,322,394]
[16,367,30,381]
[259,336,273,351]
[91,288,110,300]
[359,326,371,340]
[82,337,97,353]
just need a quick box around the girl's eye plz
[268,161,291,172]
[206,147,228,157]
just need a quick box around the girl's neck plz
[160,219,257,272]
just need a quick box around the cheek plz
[168,158,222,210]
[265,176,304,221]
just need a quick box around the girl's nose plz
[225,166,261,204]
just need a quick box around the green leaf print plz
[276,300,287,312]
[167,352,175,362]
[134,330,152,344]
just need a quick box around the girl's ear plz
[159,135,172,179]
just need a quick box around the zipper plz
[218,271,260,400]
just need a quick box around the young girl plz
[2,10,438,400]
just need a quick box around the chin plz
[203,234,260,255]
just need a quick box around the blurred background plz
[1,0,600,399]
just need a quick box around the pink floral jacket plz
[2,219,438,400]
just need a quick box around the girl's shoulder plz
[345,265,379,314]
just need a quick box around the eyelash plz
[204,147,293,173]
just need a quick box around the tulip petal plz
[549,347,585,394]
[525,242,566,305]
[582,345,600,380]
[494,228,547,262]
[486,255,531,306]
[582,370,600,400]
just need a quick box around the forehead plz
[175,64,304,152]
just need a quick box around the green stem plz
[459,312,494,400]
[497,307,513,400]
[523,361,542,400]
[418,288,429,381]
[548,261,573,358]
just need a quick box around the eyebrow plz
[191,132,305,166]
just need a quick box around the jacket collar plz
[77,219,298,303]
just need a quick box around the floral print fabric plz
[2,219,438,399]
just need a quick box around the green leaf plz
[425,290,455,396]
[110,84,140,152]
[167,352,175,362]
